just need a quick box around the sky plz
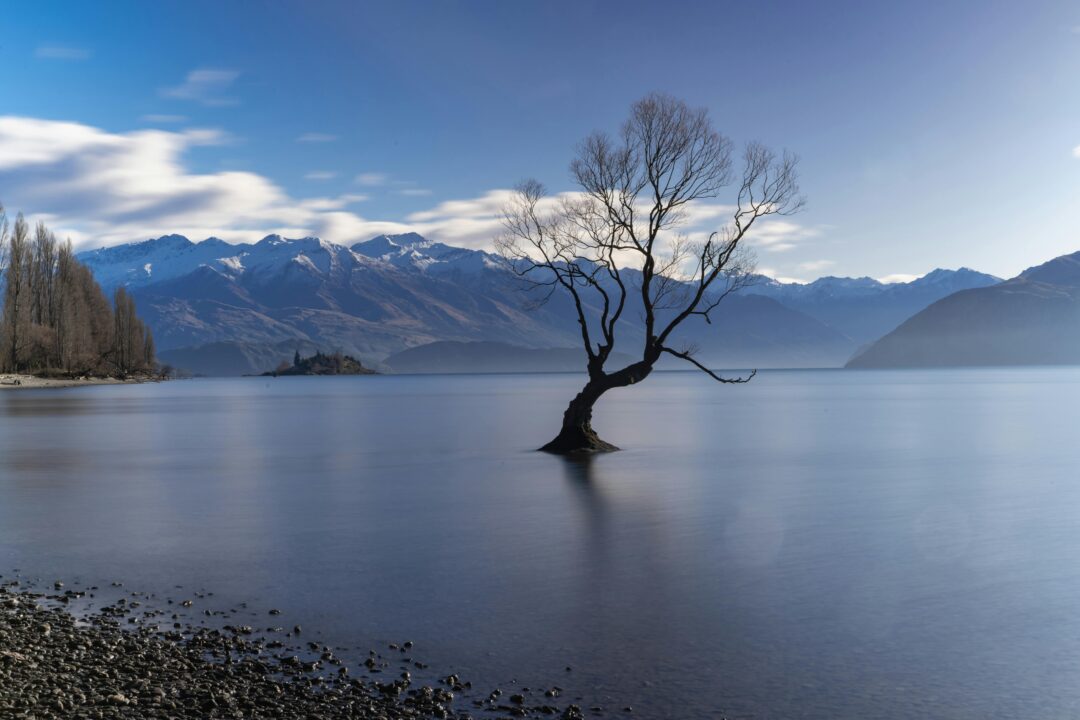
[1,0,1079,282]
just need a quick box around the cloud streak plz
[140,114,188,124]
[161,69,240,107]
[35,45,91,60]
[297,133,337,143]
[0,116,823,262]
[354,173,387,186]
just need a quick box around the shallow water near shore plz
[3,368,1080,718]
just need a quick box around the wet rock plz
[0,578,600,720]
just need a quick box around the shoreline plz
[0,577,585,719]
[0,375,153,390]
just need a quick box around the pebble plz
[0,577,605,720]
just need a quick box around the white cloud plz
[181,128,235,146]
[304,171,338,181]
[746,220,821,253]
[399,188,433,197]
[299,194,369,211]
[798,259,835,273]
[35,45,91,60]
[297,133,337,143]
[355,172,387,186]
[1072,144,1080,159]
[140,114,188,124]
[404,190,517,246]
[0,115,824,259]
[0,116,387,247]
[161,69,240,107]
[406,190,514,223]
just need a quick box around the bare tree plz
[0,203,157,377]
[0,204,8,299]
[2,213,32,372]
[498,93,803,453]
[143,326,156,371]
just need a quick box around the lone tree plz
[498,93,803,453]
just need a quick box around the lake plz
[2,368,1080,718]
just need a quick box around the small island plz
[263,350,377,377]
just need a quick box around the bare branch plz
[661,346,757,384]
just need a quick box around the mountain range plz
[849,251,1080,368]
[75,233,1001,375]
[744,268,1000,345]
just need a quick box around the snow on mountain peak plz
[386,232,429,246]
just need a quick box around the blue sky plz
[1,0,1079,281]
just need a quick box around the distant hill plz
[848,251,1080,368]
[745,268,1001,345]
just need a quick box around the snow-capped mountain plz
[78,232,593,374]
[351,233,507,276]
[745,268,1001,344]
[81,232,508,291]
[74,233,995,375]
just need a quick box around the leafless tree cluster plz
[498,93,803,452]
[0,203,156,376]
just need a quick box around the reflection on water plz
[2,369,1080,718]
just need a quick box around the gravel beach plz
[0,578,587,720]
[0,375,143,390]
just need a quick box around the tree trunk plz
[540,357,658,453]
[541,381,617,453]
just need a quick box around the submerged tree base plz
[539,428,620,454]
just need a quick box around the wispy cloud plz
[745,220,822,253]
[161,69,240,107]
[297,133,337,143]
[0,116,408,247]
[0,115,823,258]
[399,188,432,197]
[35,45,91,60]
[304,171,338,181]
[798,259,835,273]
[300,194,369,211]
[1072,144,1080,159]
[355,172,387,186]
[140,114,187,124]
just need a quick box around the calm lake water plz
[3,369,1080,718]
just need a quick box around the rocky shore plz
[0,578,589,719]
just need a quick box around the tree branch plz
[661,346,757,383]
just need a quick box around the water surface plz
[2,369,1080,718]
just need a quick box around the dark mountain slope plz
[848,251,1080,368]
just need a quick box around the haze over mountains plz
[849,251,1080,368]
[747,268,1001,345]
[76,233,1000,375]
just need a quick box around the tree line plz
[0,203,157,377]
